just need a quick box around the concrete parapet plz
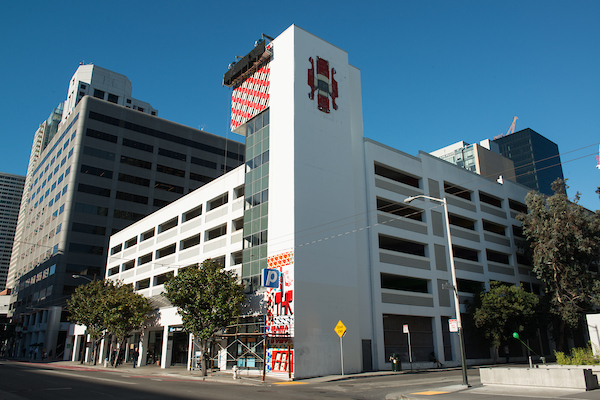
[480,367,599,391]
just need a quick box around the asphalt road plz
[0,360,468,400]
[1,360,598,400]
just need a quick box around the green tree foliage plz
[163,259,246,376]
[104,281,152,368]
[472,281,540,360]
[67,280,113,364]
[67,279,151,367]
[519,179,600,351]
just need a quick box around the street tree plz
[163,259,246,376]
[68,279,151,367]
[472,281,540,362]
[103,281,152,368]
[519,179,600,351]
[67,280,112,364]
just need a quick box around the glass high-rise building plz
[493,128,564,196]
[0,173,25,291]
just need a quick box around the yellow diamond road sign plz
[334,320,346,338]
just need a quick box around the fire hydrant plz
[232,365,238,380]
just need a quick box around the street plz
[1,360,599,400]
[0,360,469,400]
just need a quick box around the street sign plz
[334,320,347,338]
[403,324,409,334]
[449,318,458,332]
[262,268,281,288]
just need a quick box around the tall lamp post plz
[72,274,94,282]
[404,195,469,387]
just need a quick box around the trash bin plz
[390,353,401,371]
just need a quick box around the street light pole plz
[404,195,469,387]
[72,274,93,282]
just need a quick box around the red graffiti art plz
[308,56,338,113]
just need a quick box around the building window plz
[141,228,155,241]
[156,243,176,259]
[158,217,178,234]
[118,173,150,187]
[107,93,119,103]
[72,222,107,236]
[232,217,244,231]
[180,233,201,250]
[479,192,502,208]
[110,244,122,255]
[457,279,484,294]
[381,273,429,293]
[154,271,174,286]
[183,205,202,222]
[508,199,527,214]
[136,278,150,290]
[444,182,472,201]
[158,148,187,161]
[448,213,476,230]
[231,251,243,266]
[374,163,420,188]
[378,234,426,257]
[138,253,152,266]
[86,129,118,143]
[190,173,211,183]
[452,245,479,262]
[84,146,116,161]
[108,266,119,276]
[234,185,245,199]
[80,164,113,179]
[482,220,506,236]
[121,155,152,169]
[377,197,423,221]
[207,192,229,211]
[486,249,510,265]
[125,236,138,249]
[122,138,153,153]
[156,164,185,177]
[205,224,227,241]
[155,181,184,194]
[78,183,110,197]
[93,89,105,99]
[122,260,134,271]
[116,191,149,204]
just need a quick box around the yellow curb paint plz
[411,391,450,395]
[274,382,308,385]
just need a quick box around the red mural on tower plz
[308,56,338,113]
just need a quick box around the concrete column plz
[161,325,170,369]
[139,328,149,367]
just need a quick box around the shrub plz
[554,343,600,365]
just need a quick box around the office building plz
[0,173,25,291]
[7,64,244,359]
[431,140,516,184]
[493,128,564,196]
[79,26,535,379]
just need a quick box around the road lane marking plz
[411,391,450,395]
[38,369,138,385]
[274,382,308,385]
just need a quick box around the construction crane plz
[493,116,518,140]
[506,116,518,136]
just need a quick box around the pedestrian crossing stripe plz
[411,391,450,395]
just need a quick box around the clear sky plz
[1,1,598,209]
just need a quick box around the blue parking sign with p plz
[262,268,280,288]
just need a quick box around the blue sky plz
[1,1,598,210]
